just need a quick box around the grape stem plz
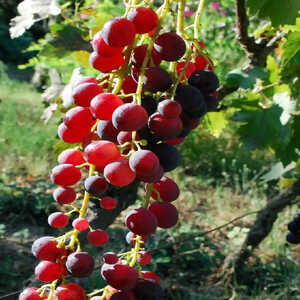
[194,0,206,40]
[79,164,95,218]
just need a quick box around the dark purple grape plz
[286,232,300,244]
[151,143,181,172]
[188,70,219,93]
[204,94,219,112]
[141,67,172,93]
[148,113,182,140]
[141,95,157,116]
[66,252,95,277]
[133,279,164,300]
[97,120,119,143]
[154,32,186,61]
[175,85,207,119]
[84,176,108,196]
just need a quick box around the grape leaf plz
[276,116,300,165]
[9,0,61,38]
[247,0,300,26]
[49,24,91,52]
[232,105,291,151]
[225,67,267,89]
[204,111,228,138]
[282,31,300,75]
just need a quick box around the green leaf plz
[277,115,300,165]
[247,0,300,26]
[225,92,260,110]
[282,31,300,75]
[266,55,280,82]
[232,105,291,151]
[49,24,91,52]
[204,111,228,138]
[225,67,267,89]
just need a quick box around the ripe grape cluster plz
[286,210,300,244]
[19,1,219,299]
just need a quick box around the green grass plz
[0,68,58,176]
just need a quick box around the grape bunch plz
[19,1,219,299]
[286,210,300,244]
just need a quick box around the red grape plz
[127,7,158,34]
[138,251,152,265]
[154,32,186,61]
[125,208,157,235]
[141,271,161,284]
[131,45,161,68]
[104,159,136,186]
[72,218,89,231]
[103,252,118,264]
[58,123,90,144]
[55,283,86,300]
[90,93,123,120]
[58,149,85,166]
[92,31,123,57]
[148,113,183,140]
[32,236,62,261]
[149,201,178,228]
[112,103,148,131]
[72,76,98,88]
[157,100,182,118]
[102,17,136,47]
[176,61,196,81]
[88,229,109,246]
[101,263,138,290]
[195,55,207,70]
[48,212,69,229]
[122,75,138,95]
[82,131,99,149]
[148,176,179,202]
[63,107,94,130]
[90,51,125,73]
[175,85,207,119]
[72,82,103,107]
[135,163,163,183]
[84,141,120,167]
[129,150,160,176]
[100,197,117,210]
[50,164,81,187]
[19,287,47,300]
[117,131,139,145]
[66,252,95,277]
[35,261,64,282]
